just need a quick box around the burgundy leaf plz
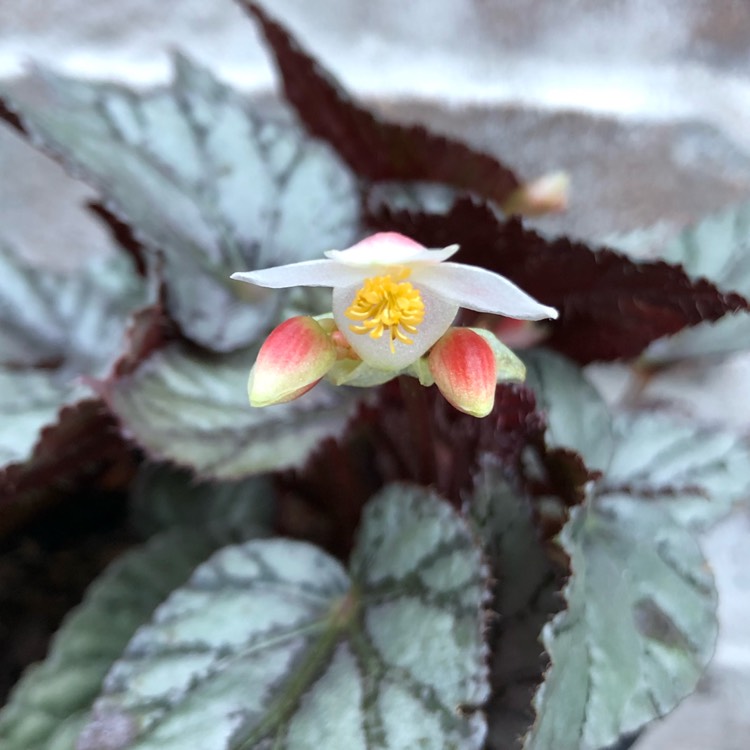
[369,198,750,363]
[243,2,522,207]
[0,399,132,537]
[106,301,177,380]
[277,380,590,558]
[0,96,26,136]
[87,201,148,277]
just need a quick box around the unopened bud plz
[428,328,497,418]
[503,171,570,216]
[249,316,336,407]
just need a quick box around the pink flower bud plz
[428,328,497,418]
[249,316,336,407]
[503,171,570,216]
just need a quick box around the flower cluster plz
[231,233,557,417]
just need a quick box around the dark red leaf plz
[0,302,173,533]
[0,96,26,136]
[105,301,177,380]
[243,2,522,206]
[0,399,133,537]
[87,201,148,277]
[276,380,590,558]
[369,198,750,363]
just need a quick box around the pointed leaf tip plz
[370,199,750,363]
[242,1,524,207]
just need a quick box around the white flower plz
[231,232,557,370]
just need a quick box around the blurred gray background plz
[1,2,749,748]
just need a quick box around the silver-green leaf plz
[1,57,360,352]
[129,463,274,539]
[0,532,225,750]
[601,410,750,528]
[0,244,145,373]
[77,484,490,749]
[526,496,718,750]
[0,245,145,474]
[522,349,614,473]
[0,471,272,750]
[103,342,359,478]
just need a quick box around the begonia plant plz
[0,3,748,750]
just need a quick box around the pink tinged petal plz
[231,260,363,289]
[415,263,559,320]
[325,232,460,267]
[331,283,458,371]
[428,328,497,418]
[407,244,461,265]
[248,316,336,407]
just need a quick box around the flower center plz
[344,269,426,353]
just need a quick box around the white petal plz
[332,282,458,370]
[408,245,461,265]
[415,263,558,320]
[325,232,460,267]
[231,260,363,289]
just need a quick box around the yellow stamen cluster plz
[345,270,426,353]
